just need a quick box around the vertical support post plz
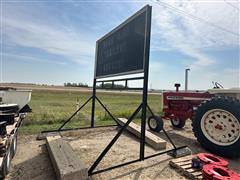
[140,5,152,161]
[91,78,96,128]
[112,81,114,89]
[125,80,128,89]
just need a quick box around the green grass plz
[20,90,162,134]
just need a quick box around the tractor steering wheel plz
[212,81,224,89]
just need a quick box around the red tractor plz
[148,83,240,158]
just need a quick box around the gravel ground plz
[7,121,240,180]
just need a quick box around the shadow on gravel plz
[9,145,56,180]
[151,130,240,173]
[109,157,172,180]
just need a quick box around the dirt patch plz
[63,127,186,180]
[7,121,240,180]
[8,135,56,180]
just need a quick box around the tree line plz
[97,83,126,89]
[64,82,126,89]
[64,82,89,87]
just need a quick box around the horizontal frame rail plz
[41,125,117,134]
[97,87,143,91]
[90,145,188,176]
[96,76,144,83]
[90,159,140,175]
[144,146,188,160]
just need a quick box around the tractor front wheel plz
[192,97,240,157]
[170,118,186,128]
[148,115,164,132]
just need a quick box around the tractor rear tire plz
[148,115,164,132]
[171,118,186,129]
[192,96,240,158]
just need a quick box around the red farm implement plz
[148,83,240,158]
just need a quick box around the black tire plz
[148,115,164,132]
[170,118,186,128]
[192,96,240,158]
[11,135,17,159]
[1,149,11,179]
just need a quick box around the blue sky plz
[1,0,239,90]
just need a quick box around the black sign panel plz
[95,5,151,78]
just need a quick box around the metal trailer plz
[0,89,32,178]
[148,83,240,158]
[0,115,22,178]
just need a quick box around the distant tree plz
[64,82,89,88]
[97,83,126,89]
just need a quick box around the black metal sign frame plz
[94,5,149,79]
[41,5,187,178]
[88,5,152,175]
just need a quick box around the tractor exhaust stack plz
[185,68,190,91]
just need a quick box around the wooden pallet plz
[169,155,203,180]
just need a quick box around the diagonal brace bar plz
[146,105,177,149]
[90,158,140,175]
[162,128,177,149]
[95,96,121,126]
[58,96,93,131]
[147,104,154,116]
[88,103,143,176]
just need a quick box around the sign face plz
[95,5,151,78]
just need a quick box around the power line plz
[155,0,239,36]
[153,0,239,37]
[224,0,240,11]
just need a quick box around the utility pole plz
[185,68,190,91]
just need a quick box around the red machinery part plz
[197,153,229,167]
[162,91,213,121]
[202,164,240,180]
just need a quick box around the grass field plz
[20,90,162,134]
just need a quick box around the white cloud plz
[3,17,95,65]
[222,68,240,87]
[149,60,166,73]
[2,53,67,65]
[2,1,239,89]
[188,67,239,89]
[150,0,239,69]
[140,0,239,89]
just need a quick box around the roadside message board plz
[95,5,151,78]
